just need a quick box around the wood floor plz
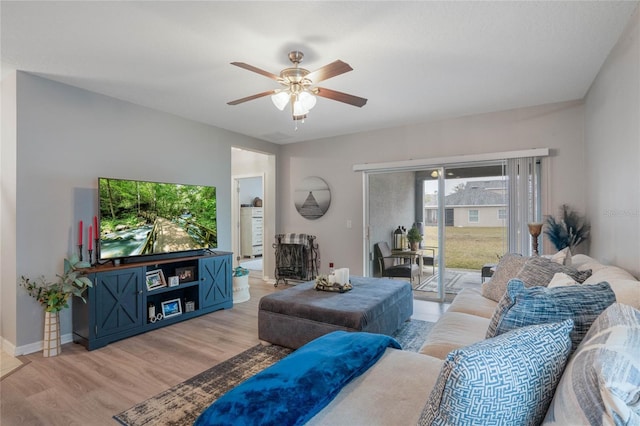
[0,277,447,425]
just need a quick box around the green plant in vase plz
[21,255,93,312]
[20,255,93,357]
[407,226,423,251]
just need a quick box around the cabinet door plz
[94,268,144,337]
[200,256,232,309]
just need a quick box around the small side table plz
[481,264,496,283]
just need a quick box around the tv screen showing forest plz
[98,177,217,260]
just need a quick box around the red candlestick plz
[93,216,98,239]
[78,220,83,245]
[88,226,93,250]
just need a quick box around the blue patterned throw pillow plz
[419,320,573,426]
[486,279,616,351]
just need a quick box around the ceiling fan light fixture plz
[298,91,317,111]
[228,51,367,126]
[271,91,289,111]
[292,96,309,116]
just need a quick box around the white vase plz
[43,311,61,357]
[232,275,250,304]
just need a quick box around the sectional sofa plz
[305,253,640,425]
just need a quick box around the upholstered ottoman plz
[258,277,413,349]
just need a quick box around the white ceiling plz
[2,1,638,144]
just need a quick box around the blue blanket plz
[194,331,401,426]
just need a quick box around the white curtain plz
[507,157,541,255]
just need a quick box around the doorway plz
[420,163,508,300]
[231,148,276,281]
[236,176,264,274]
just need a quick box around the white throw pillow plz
[547,272,579,288]
[550,248,571,266]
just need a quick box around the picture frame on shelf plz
[175,266,196,283]
[168,276,180,287]
[161,298,182,319]
[146,269,166,291]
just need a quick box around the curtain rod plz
[353,148,550,172]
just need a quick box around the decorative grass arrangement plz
[544,204,590,252]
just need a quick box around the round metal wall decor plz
[294,176,331,220]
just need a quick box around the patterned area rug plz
[415,270,464,294]
[113,320,434,426]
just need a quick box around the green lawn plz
[423,226,506,270]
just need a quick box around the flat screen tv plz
[98,177,217,262]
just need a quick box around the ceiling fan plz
[227,51,367,122]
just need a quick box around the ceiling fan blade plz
[315,87,367,108]
[306,60,353,83]
[227,90,277,106]
[230,62,280,81]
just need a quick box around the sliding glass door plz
[420,163,508,299]
[364,154,542,302]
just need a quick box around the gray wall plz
[278,100,587,276]
[238,177,263,206]
[2,72,278,352]
[584,7,640,277]
[369,172,416,274]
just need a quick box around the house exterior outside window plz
[498,208,507,220]
[468,209,479,223]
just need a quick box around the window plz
[498,208,507,220]
[469,209,479,223]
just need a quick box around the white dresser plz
[241,207,263,257]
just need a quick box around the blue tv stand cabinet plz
[72,251,232,350]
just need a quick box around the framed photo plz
[168,276,180,287]
[161,298,182,319]
[146,269,166,291]
[175,266,196,283]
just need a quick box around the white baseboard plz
[1,337,17,356]
[9,332,74,356]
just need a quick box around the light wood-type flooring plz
[1,276,447,425]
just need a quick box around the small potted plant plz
[20,255,92,357]
[407,226,423,251]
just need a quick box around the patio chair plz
[374,241,420,284]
